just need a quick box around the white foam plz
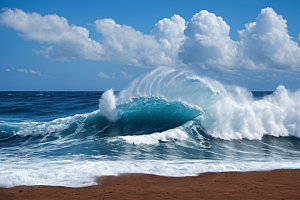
[199,85,300,140]
[1,157,300,187]
[99,89,117,121]
[111,127,188,145]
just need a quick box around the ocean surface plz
[1,67,300,187]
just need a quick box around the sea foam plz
[1,158,300,187]
[111,127,188,145]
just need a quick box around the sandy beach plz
[1,169,300,200]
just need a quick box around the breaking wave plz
[1,67,300,143]
[115,67,300,140]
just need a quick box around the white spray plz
[99,89,117,121]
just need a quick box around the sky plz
[0,0,300,91]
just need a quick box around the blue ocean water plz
[1,67,300,187]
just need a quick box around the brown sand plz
[1,169,300,200]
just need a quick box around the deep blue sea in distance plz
[1,68,300,187]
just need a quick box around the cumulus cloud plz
[152,15,186,62]
[95,14,185,67]
[98,71,110,79]
[238,7,300,70]
[0,8,103,61]
[179,10,237,70]
[1,7,300,71]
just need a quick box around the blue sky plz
[0,0,300,91]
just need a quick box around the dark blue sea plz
[1,67,300,187]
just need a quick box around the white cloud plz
[238,7,300,70]
[5,68,42,75]
[17,68,41,75]
[179,10,237,70]
[95,15,185,68]
[98,71,110,79]
[179,8,300,71]
[28,69,41,75]
[17,68,27,73]
[1,7,300,72]
[153,15,186,62]
[0,8,103,61]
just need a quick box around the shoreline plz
[1,169,300,200]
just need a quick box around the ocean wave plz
[0,96,200,142]
[1,67,300,142]
[106,67,300,140]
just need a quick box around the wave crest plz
[102,67,300,140]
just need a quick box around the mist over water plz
[1,67,300,187]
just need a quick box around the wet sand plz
[1,169,300,200]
